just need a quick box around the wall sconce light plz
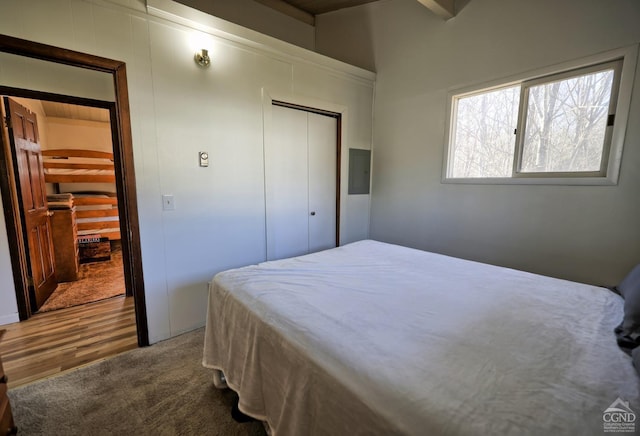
[194,49,211,68]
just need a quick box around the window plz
[449,85,519,178]
[444,47,636,185]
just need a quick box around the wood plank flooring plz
[0,296,138,388]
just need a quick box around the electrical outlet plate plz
[162,194,175,210]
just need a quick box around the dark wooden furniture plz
[50,205,79,281]
[0,330,17,435]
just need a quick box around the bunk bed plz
[42,148,120,241]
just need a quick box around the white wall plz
[0,52,115,102]
[0,0,374,336]
[316,4,376,71]
[0,192,18,325]
[46,117,112,153]
[317,0,640,286]
[45,117,116,193]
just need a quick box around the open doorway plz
[2,96,127,314]
[0,35,148,354]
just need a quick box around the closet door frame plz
[262,90,343,256]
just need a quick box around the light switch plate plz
[199,151,209,167]
[162,194,175,210]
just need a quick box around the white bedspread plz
[203,240,639,435]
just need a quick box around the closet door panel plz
[265,105,309,261]
[308,112,337,253]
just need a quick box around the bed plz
[203,240,639,435]
[42,148,120,241]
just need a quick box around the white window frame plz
[443,45,638,185]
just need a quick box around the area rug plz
[8,328,266,436]
[38,249,125,313]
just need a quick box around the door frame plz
[0,34,149,346]
[271,100,342,247]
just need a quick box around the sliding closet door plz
[266,104,337,261]
[266,105,309,260]
[307,112,337,253]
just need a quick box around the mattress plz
[203,240,639,435]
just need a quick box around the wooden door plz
[265,104,337,261]
[4,97,57,309]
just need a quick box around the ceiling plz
[41,101,110,123]
[273,0,380,15]
[255,0,458,24]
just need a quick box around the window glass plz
[520,69,614,173]
[450,86,519,178]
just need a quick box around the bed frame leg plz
[214,370,271,433]
[231,399,257,423]
[212,369,228,389]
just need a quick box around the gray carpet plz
[8,328,267,436]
